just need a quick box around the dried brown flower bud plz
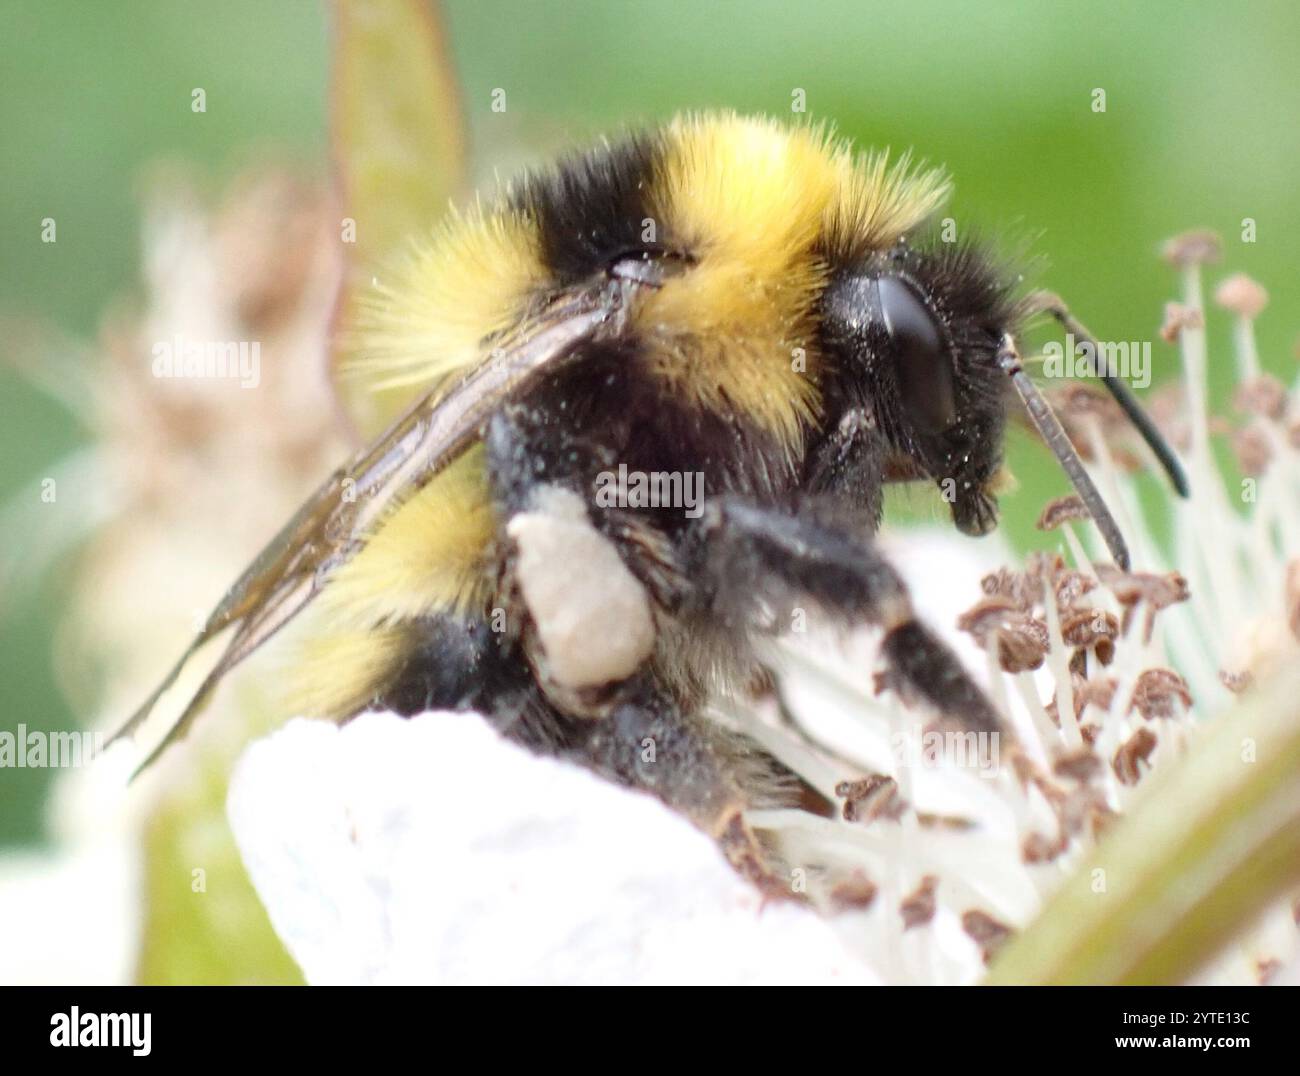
[1161,229,1222,269]
[1214,273,1269,319]
[1113,726,1158,785]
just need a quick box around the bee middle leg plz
[685,496,1002,734]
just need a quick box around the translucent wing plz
[113,281,630,774]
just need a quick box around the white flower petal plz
[227,711,877,984]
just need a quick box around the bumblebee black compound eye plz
[876,276,956,434]
[820,269,959,438]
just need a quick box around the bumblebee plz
[116,113,1185,889]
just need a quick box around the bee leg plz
[570,675,803,899]
[803,405,885,528]
[688,497,1002,734]
[381,622,800,894]
[483,402,616,514]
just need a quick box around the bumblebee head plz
[819,238,1018,537]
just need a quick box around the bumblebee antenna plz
[1023,290,1190,498]
[997,334,1131,570]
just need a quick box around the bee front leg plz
[685,497,1003,735]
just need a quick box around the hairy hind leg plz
[377,624,801,897]
[566,674,802,898]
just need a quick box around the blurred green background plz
[2,0,1297,849]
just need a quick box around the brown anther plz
[1050,382,1126,424]
[980,567,1038,612]
[1161,229,1222,269]
[1022,831,1066,863]
[959,593,1021,629]
[1060,609,1119,651]
[1036,493,1090,531]
[1113,726,1158,785]
[962,910,1014,964]
[1214,273,1268,319]
[1208,414,1234,437]
[836,775,906,823]
[1053,747,1102,782]
[900,875,939,930]
[829,871,878,912]
[1159,301,1204,344]
[1096,565,1191,643]
[1044,385,1146,474]
[1027,551,1069,584]
[1009,749,1039,788]
[1053,785,1114,841]
[1233,374,1287,420]
[958,597,1050,673]
[1054,570,1098,611]
[1046,674,1116,726]
[1077,675,1118,717]
[1129,667,1193,720]
[916,812,977,831]
[1231,422,1273,477]
[1067,648,1089,679]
